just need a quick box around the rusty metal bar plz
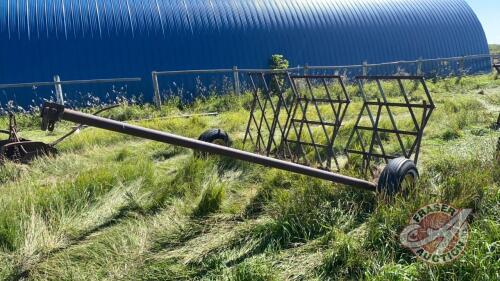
[286,140,330,148]
[413,101,428,165]
[345,150,400,160]
[355,126,419,136]
[50,104,121,146]
[366,102,384,174]
[296,97,350,103]
[364,101,431,108]
[291,119,341,127]
[41,103,377,192]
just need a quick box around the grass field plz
[0,74,499,280]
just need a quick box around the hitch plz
[41,103,65,132]
[40,102,420,196]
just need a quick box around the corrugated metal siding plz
[0,0,490,106]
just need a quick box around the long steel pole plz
[46,106,377,192]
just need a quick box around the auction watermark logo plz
[400,203,472,264]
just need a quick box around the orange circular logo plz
[400,203,471,264]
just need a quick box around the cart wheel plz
[196,129,230,157]
[377,157,419,196]
[198,129,231,146]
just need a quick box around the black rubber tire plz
[377,157,419,196]
[198,129,230,146]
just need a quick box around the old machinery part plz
[0,104,120,164]
[0,112,57,163]
[41,102,419,196]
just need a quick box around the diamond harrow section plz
[283,75,350,171]
[345,76,435,173]
[243,73,351,170]
[244,73,435,174]
[243,72,297,156]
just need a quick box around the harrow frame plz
[33,73,439,196]
[243,73,434,173]
[345,76,435,170]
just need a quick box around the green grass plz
[0,74,499,280]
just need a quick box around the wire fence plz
[0,53,498,111]
[152,53,498,107]
[0,76,142,113]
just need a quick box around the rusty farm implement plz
[38,74,435,196]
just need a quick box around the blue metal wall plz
[0,0,490,106]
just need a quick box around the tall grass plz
[0,74,498,280]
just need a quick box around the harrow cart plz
[40,74,435,196]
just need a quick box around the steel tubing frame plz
[41,103,377,192]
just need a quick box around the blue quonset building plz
[0,0,491,106]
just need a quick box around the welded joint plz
[41,103,65,132]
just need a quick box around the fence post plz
[53,75,64,105]
[152,71,162,108]
[233,66,241,95]
[417,57,423,76]
[304,63,309,76]
[396,63,402,75]
[362,61,368,76]
[459,56,465,76]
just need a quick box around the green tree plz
[268,54,289,93]
[269,54,289,70]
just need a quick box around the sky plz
[465,0,500,44]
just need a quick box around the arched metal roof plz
[0,0,490,105]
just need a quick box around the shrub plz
[268,54,290,94]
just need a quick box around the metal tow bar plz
[40,103,418,195]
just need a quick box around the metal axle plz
[41,103,377,192]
